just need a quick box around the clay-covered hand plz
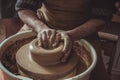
[37,29,72,63]
[58,31,72,63]
[37,29,62,49]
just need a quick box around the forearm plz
[18,9,48,33]
[66,19,105,41]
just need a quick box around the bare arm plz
[66,19,105,41]
[18,9,49,33]
[18,9,63,48]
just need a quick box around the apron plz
[38,0,90,30]
[20,0,90,32]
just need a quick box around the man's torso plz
[38,0,91,30]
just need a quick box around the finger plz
[47,30,52,48]
[49,30,57,48]
[61,40,72,63]
[42,31,48,48]
[37,33,43,47]
[60,33,72,62]
[52,33,61,48]
[47,30,52,39]
[61,33,71,52]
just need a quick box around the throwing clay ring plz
[29,31,72,65]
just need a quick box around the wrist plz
[34,21,49,33]
[66,30,76,41]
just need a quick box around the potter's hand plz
[59,31,72,63]
[37,29,62,49]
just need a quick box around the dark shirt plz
[15,0,116,30]
[15,0,41,12]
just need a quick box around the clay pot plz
[0,31,97,80]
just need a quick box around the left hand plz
[58,31,72,63]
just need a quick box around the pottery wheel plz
[16,43,78,79]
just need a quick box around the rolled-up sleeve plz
[91,0,116,21]
[15,0,42,11]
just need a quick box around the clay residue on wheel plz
[1,38,92,77]
[1,36,36,75]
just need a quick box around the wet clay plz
[1,37,36,74]
[16,34,78,80]
[29,39,65,66]
[16,42,78,79]
[1,37,91,80]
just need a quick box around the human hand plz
[37,29,72,63]
[37,29,62,49]
[59,31,72,63]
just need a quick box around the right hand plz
[59,31,72,63]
